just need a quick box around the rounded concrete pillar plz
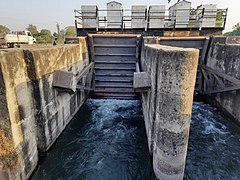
[153,45,198,179]
[141,44,199,179]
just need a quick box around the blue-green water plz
[32,99,153,180]
[31,100,240,180]
[185,102,240,180]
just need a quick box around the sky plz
[0,0,238,33]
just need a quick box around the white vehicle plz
[0,30,36,48]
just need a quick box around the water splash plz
[185,102,240,180]
[32,99,153,180]
[31,99,240,180]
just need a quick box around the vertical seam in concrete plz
[150,50,160,152]
[23,50,46,150]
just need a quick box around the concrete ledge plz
[133,72,151,92]
[53,70,77,93]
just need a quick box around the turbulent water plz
[31,100,240,180]
[31,99,153,180]
[185,102,240,180]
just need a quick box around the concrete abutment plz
[0,37,92,179]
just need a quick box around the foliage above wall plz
[224,23,240,36]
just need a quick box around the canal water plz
[32,99,154,180]
[32,100,240,180]
[185,102,240,180]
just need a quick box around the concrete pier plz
[140,44,199,179]
[0,38,92,179]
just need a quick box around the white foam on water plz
[186,102,240,179]
[193,102,229,136]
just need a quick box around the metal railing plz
[74,8,228,31]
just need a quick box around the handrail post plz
[145,8,148,31]
[96,7,99,31]
[199,8,205,30]
[121,9,124,30]
[223,8,228,29]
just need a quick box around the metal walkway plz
[90,34,140,99]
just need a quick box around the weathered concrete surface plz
[133,72,151,92]
[25,42,89,152]
[206,40,240,125]
[140,44,199,179]
[207,36,240,59]
[0,37,91,179]
[0,49,38,180]
[52,70,77,93]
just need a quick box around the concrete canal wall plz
[206,37,240,125]
[1,34,240,180]
[139,43,199,179]
[0,38,92,179]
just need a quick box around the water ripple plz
[185,102,240,180]
[32,99,153,180]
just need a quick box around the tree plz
[26,24,38,36]
[26,24,55,44]
[36,29,54,44]
[40,29,51,36]
[65,26,77,37]
[53,32,58,37]
[0,25,10,34]
[224,23,240,36]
